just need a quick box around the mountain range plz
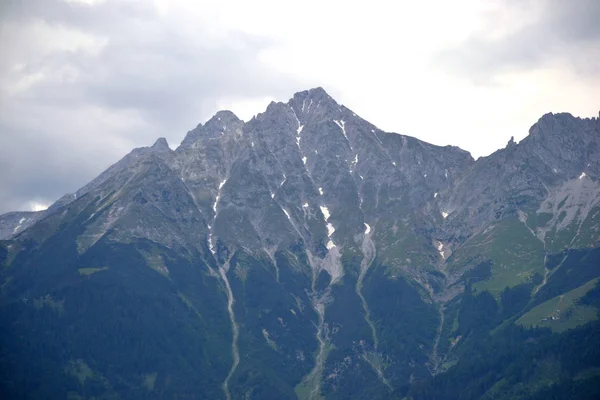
[1,87,599,399]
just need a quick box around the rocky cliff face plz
[0,88,598,400]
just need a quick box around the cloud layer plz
[1,0,598,213]
[0,0,305,213]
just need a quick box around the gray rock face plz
[0,211,41,240]
[7,89,599,273]
[442,112,600,241]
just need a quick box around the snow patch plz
[213,179,227,213]
[318,187,324,195]
[302,156,307,165]
[334,120,347,140]
[437,241,445,259]
[441,211,449,219]
[579,172,587,180]
[280,174,286,187]
[326,223,335,237]
[364,223,371,234]
[297,125,304,134]
[302,203,309,208]
[360,175,364,180]
[392,162,396,166]
[353,154,358,165]
[12,217,27,234]
[444,169,448,179]
[320,206,330,221]
[326,240,336,249]
[208,232,216,255]
[282,208,291,220]
[424,174,427,178]
[271,192,275,199]
[434,192,438,198]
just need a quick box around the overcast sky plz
[1,0,599,213]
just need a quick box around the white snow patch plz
[434,192,438,198]
[579,172,587,180]
[282,208,291,220]
[444,169,448,179]
[251,141,254,147]
[371,129,375,133]
[302,203,309,208]
[442,211,449,219]
[334,120,348,141]
[297,125,304,134]
[364,223,371,234]
[280,174,286,187]
[302,156,307,165]
[437,241,445,259]
[12,217,27,234]
[353,154,358,164]
[392,162,396,166]
[271,192,275,199]
[326,223,335,237]
[213,179,227,213]
[320,206,331,220]
[360,175,364,180]
[326,240,336,249]
[208,232,215,255]
[424,174,427,178]
[553,168,557,173]
[296,136,300,146]
[319,187,323,195]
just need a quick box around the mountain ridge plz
[0,87,599,400]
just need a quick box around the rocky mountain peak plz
[206,110,241,127]
[288,86,341,122]
[151,137,171,152]
[179,110,243,149]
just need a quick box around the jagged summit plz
[179,109,243,149]
[288,86,341,119]
[151,137,171,152]
[207,110,241,126]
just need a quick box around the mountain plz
[1,88,599,400]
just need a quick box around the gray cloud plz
[0,0,306,213]
[437,0,600,82]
